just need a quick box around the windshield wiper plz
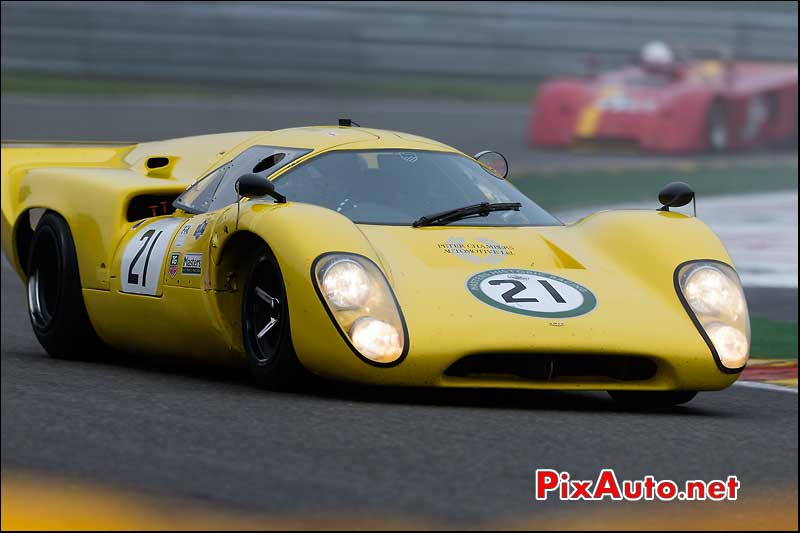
[412,202,522,228]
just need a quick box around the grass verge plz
[751,317,798,360]
[511,163,798,212]
[1,72,537,102]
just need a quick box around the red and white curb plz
[735,358,797,393]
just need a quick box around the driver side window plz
[173,163,231,214]
[173,145,310,214]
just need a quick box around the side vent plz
[145,156,178,179]
[127,194,179,222]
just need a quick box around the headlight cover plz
[313,253,408,366]
[675,260,750,372]
[321,258,370,310]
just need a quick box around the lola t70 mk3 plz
[529,41,797,153]
[1,123,750,406]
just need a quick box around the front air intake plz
[445,354,657,383]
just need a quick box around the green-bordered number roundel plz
[466,269,597,318]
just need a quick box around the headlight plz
[313,253,408,366]
[321,259,370,309]
[676,261,750,371]
[350,317,403,363]
[683,266,745,321]
[706,323,749,369]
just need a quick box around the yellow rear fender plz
[1,142,133,281]
[1,133,260,285]
[4,166,186,289]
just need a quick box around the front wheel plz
[241,245,304,389]
[608,390,698,408]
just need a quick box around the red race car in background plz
[529,42,798,153]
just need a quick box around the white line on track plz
[733,381,798,394]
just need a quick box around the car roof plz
[168,126,465,184]
[241,126,460,154]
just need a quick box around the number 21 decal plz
[120,219,182,296]
[467,269,597,318]
[126,229,163,286]
[487,279,567,304]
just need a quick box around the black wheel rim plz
[244,256,286,366]
[27,230,61,330]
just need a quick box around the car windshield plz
[272,150,561,227]
[619,69,676,87]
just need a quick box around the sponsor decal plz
[336,197,355,213]
[181,253,203,276]
[466,268,596,318]
[174,224,191,247]
[193,219,208,240]
[398,152,418,163]
[438,237,514,265]
[168,252,180,278]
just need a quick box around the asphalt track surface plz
[1,257,797,524]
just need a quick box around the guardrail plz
[1,1,796,85]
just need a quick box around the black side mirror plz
[235,174,286,203]
[658,181,695,213]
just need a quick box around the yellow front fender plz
[209,202,739,392]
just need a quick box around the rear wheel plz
[241,245,304,389]
[706,100,729,152]
[26,212,101,358]
[608,390,698,408]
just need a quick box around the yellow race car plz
[1,122,750,406]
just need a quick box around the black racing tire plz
[706,99,729,152]
[241,244,305,389]
[26,212,102,358]
[608,390,698,408]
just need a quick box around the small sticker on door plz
[174,224,191,247]
[181,253,202,276]
[168,253,180,278]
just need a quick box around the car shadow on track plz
[309,381,721,416]
[48,348,729,417]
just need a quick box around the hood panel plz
[357,223,713,374]
[361,225,584,274]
